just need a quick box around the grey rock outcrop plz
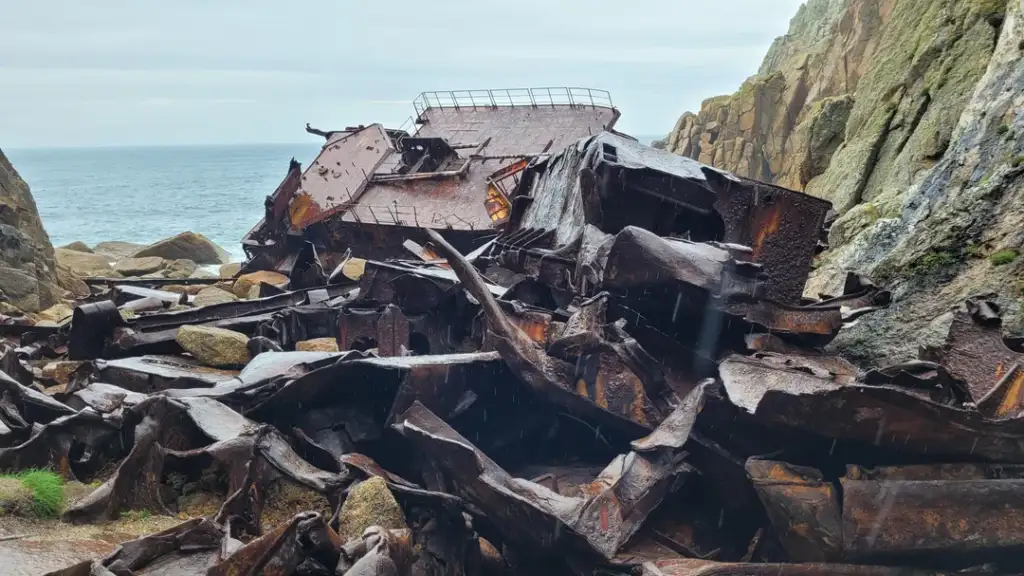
[0,149,63,312]
[667,0,1021,366]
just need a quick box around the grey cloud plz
[0,0,806,147]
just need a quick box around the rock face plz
[667,0,1021,366]
[175,325,250,368]
[0,149,63,312]
[132,232,231,265]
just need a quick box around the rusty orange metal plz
[746,459,842,562]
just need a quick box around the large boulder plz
[219,262,242,278]
[232,271,288,298]
[54,248,115,278]
[0,149,63,312]
[162,259,198,279]
[132,232,231,265]
[192,286,238,307]
[93,241,145,260]
[175,325,250,368]
[113,256,166,277]
[60,241,93,253]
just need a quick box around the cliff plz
[0,149,64,312]
[667,0,1022,365]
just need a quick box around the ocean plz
[6,143,322,263]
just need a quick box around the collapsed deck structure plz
[243,88,622,273]
[5,88,1024,575]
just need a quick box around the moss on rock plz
[337,477,407,541]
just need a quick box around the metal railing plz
[413,87,614,117]
[340,201,487,230]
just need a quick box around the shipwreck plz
[3,87,1023,576]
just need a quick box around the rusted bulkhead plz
[507,131,830,304]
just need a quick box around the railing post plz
[589,88,595,108]
[567,88,575,108]
[488,89,497,109]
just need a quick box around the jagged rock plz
[666,0,1018,365]
[337,477,407,541]
[0,150,64,312]
[92,241,145,260]
[295,338,339,353]
[55,248,115,278]
[219,262,242,278]
[60,241,93,253]
[191,268,218,279]
[192,286,239,307]
[812,0,1024,365]
[37,302,73,323]
[162,259,198,279]
[232,271,288,298]
[175,325,250,368]
[132,232,231,265]
[113,256,167,277]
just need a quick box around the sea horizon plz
[6,134,665,263]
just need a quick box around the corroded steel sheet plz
[341,104,617,232]
[934,303,1024,402]
[288,124,394,230]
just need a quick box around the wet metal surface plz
[10,88,1024,575]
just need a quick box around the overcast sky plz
[0,0,806,148]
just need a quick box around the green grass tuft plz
[910,250,959,275]
[990,249,1020,266]
[14,470,64,517]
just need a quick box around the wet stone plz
[175,325,250,368]
[113,256,167,277]
[337,477,407,541]
[192,286,238,307]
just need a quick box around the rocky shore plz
[0,1,1022,573]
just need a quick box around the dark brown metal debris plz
[16,95,1024,575]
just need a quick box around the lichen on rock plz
[667,0,1023,366]
[337,477,407,541]
[175,325,250,368]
